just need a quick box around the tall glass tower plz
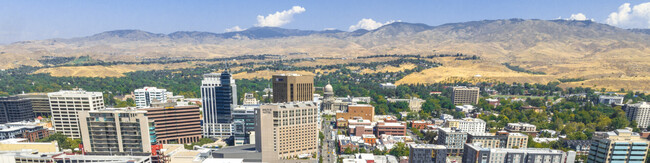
[201,70,237,138]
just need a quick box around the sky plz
[1,0,649,44]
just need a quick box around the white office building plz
[201,72,237,138]
[624,102,650,128]
[134,87,169,108]
[47,89,104,139]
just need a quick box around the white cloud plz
[606,2,650,28]
[568,13,588,21]
[348,18,399,31]
[256,6,306,27]
[225,26,245,32]
[323,28,337,31]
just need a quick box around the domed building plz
[324,82,334,100]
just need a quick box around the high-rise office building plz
[141,104,202,144]
[451,86,480,105]
[444,118,486,133]
[587,129,649,163]
[16,93,50,118]
[255,102,318,162]
[134,87,169,108]
[408,144,447,163]
[201,71,237,138]
[48,89,104,139]
[464,143,576,163]
[272,74,313,103]
[0,96,33,124]
[78,108,154,155]
[624,102,650,128]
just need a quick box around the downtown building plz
[444,118,486,133]
[436,127,468,156]
[48,89,104,139]
[78,108,155,155]
[624,102,650,129]
[587,129,649,163]
[134,87,169,108]
[232,105,257,146]
[140,103,202,144]
[408,144,447,163]
[255,102,319,161]
[0,96,33,124]
[451,86,480,105]
[463,143,576,163]
[16,93,51,117]
[201,71,237,138]
[272,74,313,103]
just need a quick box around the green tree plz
[388,142,409,157]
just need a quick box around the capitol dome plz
[324,83,334,94]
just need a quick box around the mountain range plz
[1,19,649,90]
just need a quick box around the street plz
[321,118,337,163]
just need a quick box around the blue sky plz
[1,0,649,44]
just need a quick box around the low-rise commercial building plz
[598,95,624,105]
[0,138,59,153]
[375,122,406,137]
[336,104,375,122]
[506,122,537,132]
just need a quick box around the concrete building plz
[201,71,237,138]
[598,95,624,105]
[255,102,318,161]
[0,96,33,124]
[387,97,425,112]
[48,89,104,139]
[0,150,152,163]
[16,93,50,117]
[0,138,59,153]
[436,128,468,156]
[272,74,314,103]
[506,122,537,132]
[587,129,649,163]
[505,132,529,149]
[78,108,154,155]
[451,86,480,105]
[134,87,169,108]
[232,105,257,145]
[408,144,447,163]
[444,118,486,133]
[242,93,259,105]
[0,122,50,142]
[624,102,650,129]
[467,132,502,149]
[141,104,202,144]
[463,143,576,163]
[375,122,407,137]
[336,104,375,121]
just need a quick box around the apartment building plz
[463,143,576,163]
[140,105,201,144]
[272,74,314,103]
[506,122,537,132]
[0,96,33,124]
[408,144,447,163]
[444,118,486,133]
[624,102,650,128]
[16,93,51,117]
[467,132,501,149]
[436,128,468,156]
[255,102,318,162]
[505,132,529,149]
[451,86,480,105]
[48,89,104,139]
[78,108,154,155]
[134,87,169,108]
[587,129,649,163]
